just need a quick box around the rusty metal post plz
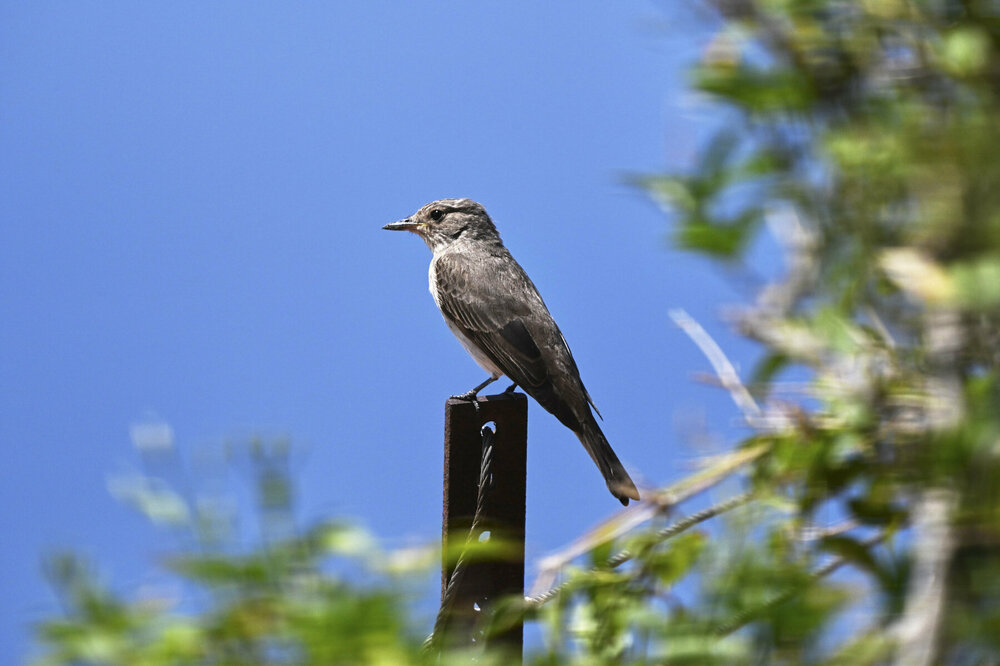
[441,392,526,658]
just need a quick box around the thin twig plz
[864,305,897,349]
[715,532,887,635]
[671,309,762,423]
[525,492,754,608]
[529,444,769,597]
[797,520,859,542]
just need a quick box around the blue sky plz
[0,2,763,660]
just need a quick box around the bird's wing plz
[433,251,549,388]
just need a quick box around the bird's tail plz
[578,420,640,506]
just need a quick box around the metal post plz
[441,392,526,658]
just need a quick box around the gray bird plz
[383,198,640,505]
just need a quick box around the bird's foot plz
[450,390,481,412]
[450,376,500,413]
[503,382,519,393]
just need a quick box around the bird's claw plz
[450,391,481,412]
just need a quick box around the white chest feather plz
[428,259,442,308]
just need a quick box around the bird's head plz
[383,198,500,252]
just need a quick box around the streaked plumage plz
[384,198,639,505]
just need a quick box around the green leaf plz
[847,492,907,527]
[749,352,790,398]
[107,475,190,526]
[167,553,272,586]
[675,210,762,258]
[817,535,881,579]
[694,64,816,113]
[635,175,698,213]
[645,532,707,587]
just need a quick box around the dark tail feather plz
[578,420,640,506]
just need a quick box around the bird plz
[383,198,640,505]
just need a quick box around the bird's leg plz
[451,376,499,411]
[504,382,519,393]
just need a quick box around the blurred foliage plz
[34,0,1000,663]
[34,438,442,666]
[629,0,1000,662]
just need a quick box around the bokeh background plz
[0,3,760,661]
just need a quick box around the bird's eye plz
[430,209,444,221]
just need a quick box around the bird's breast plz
[427,255,503,379]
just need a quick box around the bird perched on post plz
[383,198,640,506]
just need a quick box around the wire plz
[424,423,495,652]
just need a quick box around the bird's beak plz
[382,218,421,232]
